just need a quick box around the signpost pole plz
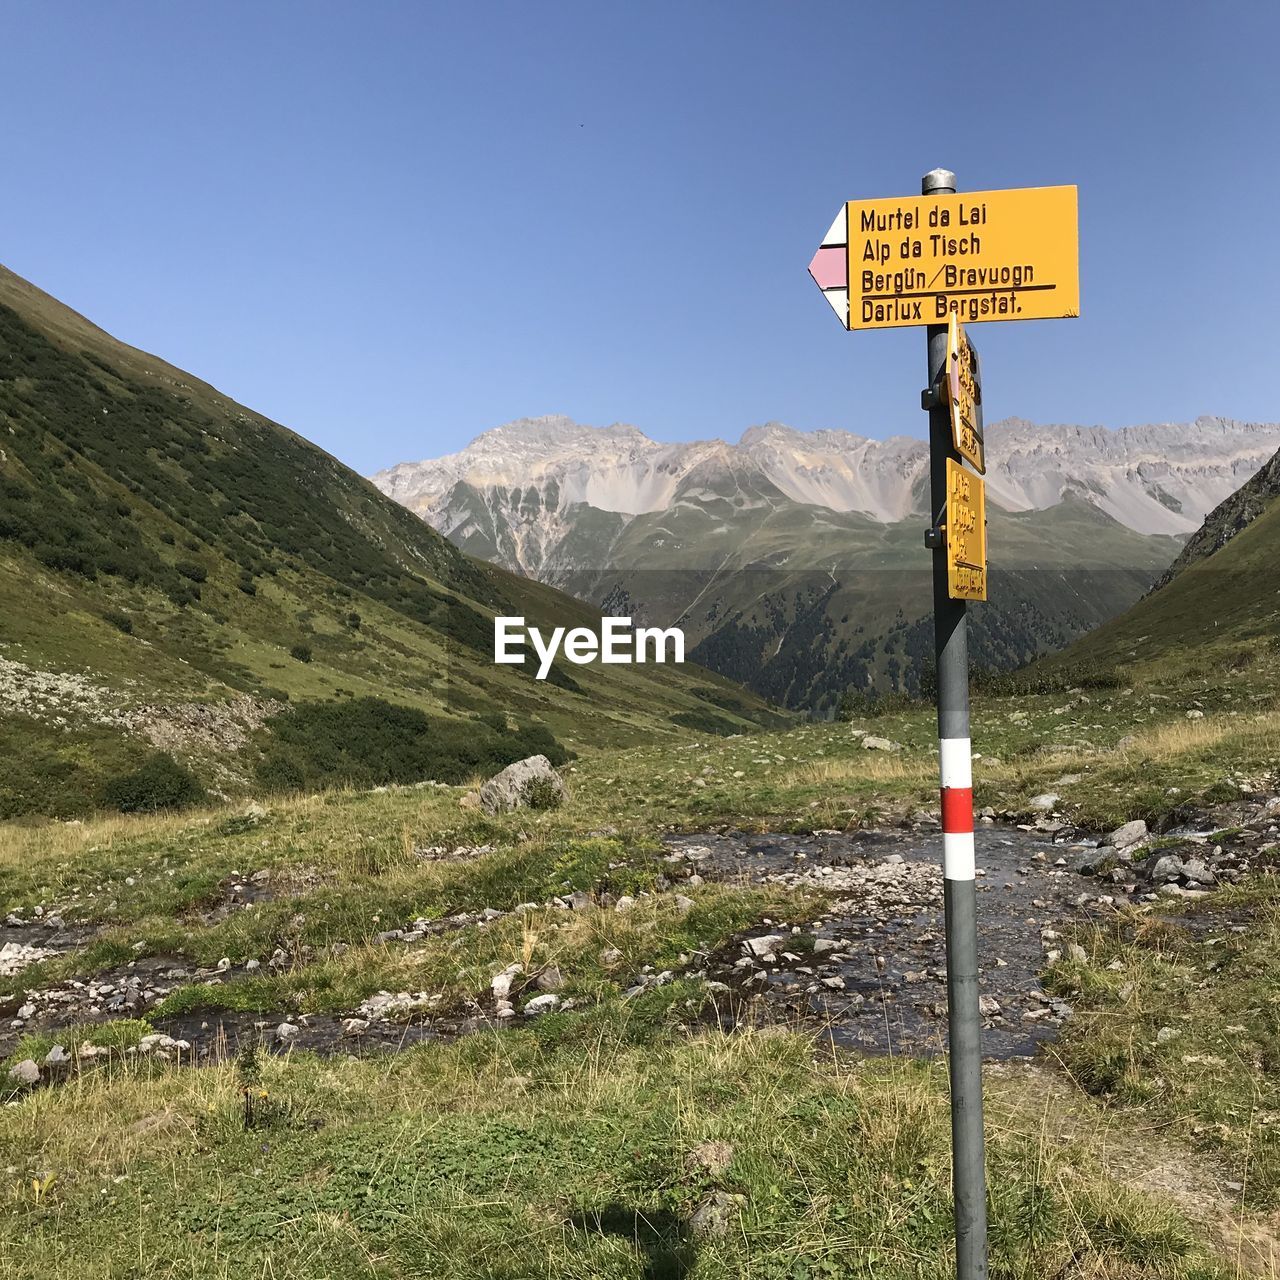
[922,166,989,1280]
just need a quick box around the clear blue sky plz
[3,2,1277,473]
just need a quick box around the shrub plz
[255,697,570,793]
[290,643,312,663]
[176,560,207,582]
[100,752,205,813]
[102,610,133,634]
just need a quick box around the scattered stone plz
[1109,819,1149,850]
[523,993,561,1017]
[691,1191,740,1239]
[685,1140,735,1175]
[743,934,787,959]
[536,966,564,993]
[1148,855,1186,884]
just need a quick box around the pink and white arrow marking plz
[808,206,848,326]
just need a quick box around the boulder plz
[1109,819,1149,850]
[862,736,901,752]
[479,755,567,816]
[1148,854,1185,884]
[6,1059,39,1086]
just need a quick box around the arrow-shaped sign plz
[807,206,849,327]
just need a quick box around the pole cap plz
[922,168,957,195]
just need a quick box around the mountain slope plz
[1042,446,1280,682]
[372,416,1275,711]
[0,266,781,818]
[1150,443,1280,591]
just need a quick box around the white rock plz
[523,993,561,1016]
[1109,819,1149,850]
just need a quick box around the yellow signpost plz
[944,312,984,474]
[808,170,1078,1280]
[945,457,986,601]
[845,184,1078,331]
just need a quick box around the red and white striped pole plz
[923,167,989,1280]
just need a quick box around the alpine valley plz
[372,415,1280,712]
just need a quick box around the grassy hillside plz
[1041,466,1280,686]
[553,490,1181,712]
[0,266,783,819]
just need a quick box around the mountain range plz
[372,415,1280,711]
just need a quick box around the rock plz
[478,755,567,816]
[862,736,901,752]
[673,894,695,915]
[1186,709,1204,720]
[458,791,481,810]
[568,891,592,911]
[341,1018,369,1036]
[614,896,637,914]
[275,1022,300,1044]
[1109,819,1149,850]
[1156,1026,1180,1045]
[536,966,564,993]
[691,1191,740,1239]
[978,995,1001,1017]
[1181,857,1216,885]
[743,934,787,959]
[1028,794,1061,812]
[491,965,522,1002]
[16,1003,35,1021]
[43,1045,70,1068]
[7,1059,40,1085]
[1148,854,1186,884]
[685,1140,735,1175]
[600,947,623,965]
[1066,943,1088,963]
[523,993,561,1017]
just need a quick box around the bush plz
[100,752,205,813]
[290,643,313,663]
[102,609,133,634]
[254,697,570,793]
[176,560,207,582]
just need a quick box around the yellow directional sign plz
[946,457,987,601]
[945,313,984,473]
[843,184,1078,330]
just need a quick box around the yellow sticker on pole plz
[946,457,987,601]
[845,184,1078,330]
[945,313,984,473]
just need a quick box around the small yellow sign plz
[846,184,1078,330]
[946,457,987,601]
[945,313,984,473]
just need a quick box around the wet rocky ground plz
[5,801,1278,1084]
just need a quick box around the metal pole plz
[922,166,989,1279]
